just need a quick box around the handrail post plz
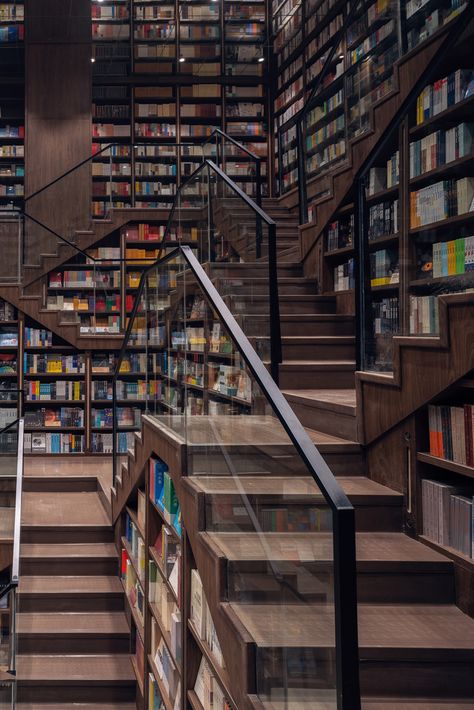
[268,222,281,384]
[297,118,308,225]
[112,376,117,487]
[255,159,263,259]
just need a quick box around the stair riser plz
[202,497,403,533]
[21,559,118,576]
[281,321,354,337]
[321,451,365,476]
[17,685,136,704]
[231,300,335,315]
[360,661,474,698]
[209,266,302,279]
[23,478,98,493]
[282,342,356,359]
[285,400,357,440]
[278,370,355,389]
[18,595,124,613]
[18,636,130,654]
[221,282,316,295]
[226,568,455,605]
[21,528,114,544]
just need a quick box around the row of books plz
[152,523,181,600]
[409,294,440,335]
[422,479,473,558]
[125,512,146,582]
[24,432,85,454]
[368,200,399,241]
[91,406,141,428]
[91,431,134,454]
[428,403,474,466]
[150,592,182,666]
[409,122,473,178]
[0,165,24,177]
[0,299,15,322]
[0,354,16,373]
[0,330,17,346]
[24,328,52,348]
[0,184,23,196]
[415,69,473,125]
[0,25,23,42]
[372,297,399,336]
[334,259,355,292]
[25,407,84,429]
[26,380,84,402]
[152,634,181,706]
[122,546,145,628]
[49,270,121,289]
[430,236,474,278]
[190,570,224,668]
[327,215,354,252]
[148,673,165,710]
[93,104,130,120]
[93,379,161,401]
[370,249,399,288]
[46,294,122,313]
[367,151,400,195]
[24,354,85,374]
[149,458,181,531]
[209,364,252,403]
[410,177,474,228]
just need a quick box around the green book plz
[455,237,465,275]
[162,472,179,518]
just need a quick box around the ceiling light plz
[338,54,344,59]
[258,57,264,63]
[91,57,96,63]
[179,57,185,63]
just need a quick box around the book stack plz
[0,354,16,373]
[24,407,84,429]
[194,657,232,710]
[367,151,399,195]
[209,323,233,354]
[208,364,251,402]
[147,672,164,710]
[90,432,113,454]
[410,177,474,227]
[333,259,355,291]
[431,236,474,277]
[416,69,473,124]
[0,329,18,346]
[368,200,399,240]
[153,636,180,706]
[326,214,354,251]
[422,479,473,558]
[428,403,474,466]
[372,297,399,336]
[149,458,181,530]
[125,511,145,578]
[121,546,145,627]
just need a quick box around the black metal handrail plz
[111,244,360,708]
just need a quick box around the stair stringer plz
[298,27,451,272]
[111,416,262,710]
[356,293,474,444]
[22,207,168,288]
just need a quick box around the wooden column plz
[24,0,92,256]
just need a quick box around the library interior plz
[0,0,473,708]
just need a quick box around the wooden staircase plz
[17,457,136,708]
[114,413,474,708]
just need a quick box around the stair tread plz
[363,701,474,709]
[205,532,451,566]
[304,427,360,449]
[21,543,117,559]
[17,654,134,682]
[190,475,401,500]
[228,603,474,650]
[19,576,122,595]
[17,705,137,709]
[0,507,14,539]
[283,388,357,415]
[22,492,110,527]
[17,612,129,635]
[281,336,354,342]
[281,360,355,367]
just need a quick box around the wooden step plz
[18,576,123,612]
[284,389,357,438]
[281,336,355,360]
[20,543,118,576]
[304,427,365,475]
[185,475,403,532]
[17,612,129,654]
[21,492,113,543]
[229,294,336,315]
[17,704,137,709]
[204,532,454,604]
[278,314,354,337]
[17,654,135,703]
[278,360,355,389]
[228,603,474,698]
[214,276,318,296]
[254,696,474,709]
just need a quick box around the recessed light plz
[258,57,264,63]
[338,54,344,59]
[179,57,186,63]
[91,57,96,63]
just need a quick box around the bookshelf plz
[90,0,269,209]
[0,2,24,211]
[416,375,474,574]
[119,451,235,709]
[0,297,19,426]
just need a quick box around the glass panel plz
[0,420,18,477]
[0,213,21,284]
[119,249,337,706]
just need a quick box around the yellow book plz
[447,240,456,275]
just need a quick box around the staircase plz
[17,457,136,708]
